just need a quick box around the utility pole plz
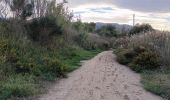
[133,14,135,26]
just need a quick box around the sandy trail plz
[38,51,163,100]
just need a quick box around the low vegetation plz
[129,24,154,35]
[0,24,100,99]
[0,0,169,99]
[0,0,102,99]
[114,30,170,99]
[96,25,118,37]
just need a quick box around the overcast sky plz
[67,0,170,30]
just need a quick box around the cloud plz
[88,7,113,13]
[112,0,170,13]
[68,0,170,13]
[67,0,112,8]
[67,0,170,30]
[113,0,170,13]
[72,5,134,24]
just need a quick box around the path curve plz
[38,51,163,100]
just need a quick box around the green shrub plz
[133,46,147,54]
[0,75,38,99]
[75,33,109,50]
[114,25,170,100]
[116,49,135,65]
[41,58,67,78]
[0,2,102,99]
[27,16,63,44]
[0,35,68,79]
[130,51,161,72]
[116,45,161,72]
[129,23,153,35]
[96,25,118,37]
[0,39,8,65]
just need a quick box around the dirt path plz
[38,51,163,100]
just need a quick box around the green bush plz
[41,58,67,79]
[116,48,135,65]
[0,39,8,64]
[96,25,118,37]
[0,75,38,99]
[129,51,161,72]
[27,16,63,44]
[75,33,109,50]
[0,2,102,99]
[115,30,170,99]
[129,23,153,35]
[116,45,161,72]
[0,35,68,77]
[133,46,147,54]
[0,37,70,98]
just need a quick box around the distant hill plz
[95,22,132,32]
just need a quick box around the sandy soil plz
[38,51,163,100]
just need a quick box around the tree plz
[0,0,9,18]
[22,3,34,20]
[87,22,96,32]
[96,25,117,37]
[129,23,154,35]
[10,0,25,17]
[4,0,34,19]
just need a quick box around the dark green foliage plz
[0,36,65,75]
[129,51,161,72]
[0,75,38,100]
[129,24,153,35]
[72,21,96,33]
[96,25,117,37]
[136,51,160,69]
[27,16,63,44]
[88,22,96,32]
[72,21,82,32]
[41,58,67,78]
[72,21,111,50]
[115,46,161,72]
[0,32,100,99]
[116,48,135,65]
[0,0,103,99]
[76,33,89,49]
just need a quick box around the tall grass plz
[0,30,100,99]
[114,31,170,99]
[0,1,109,99]
[129,31,170,68]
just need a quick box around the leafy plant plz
[129,23,153,35]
